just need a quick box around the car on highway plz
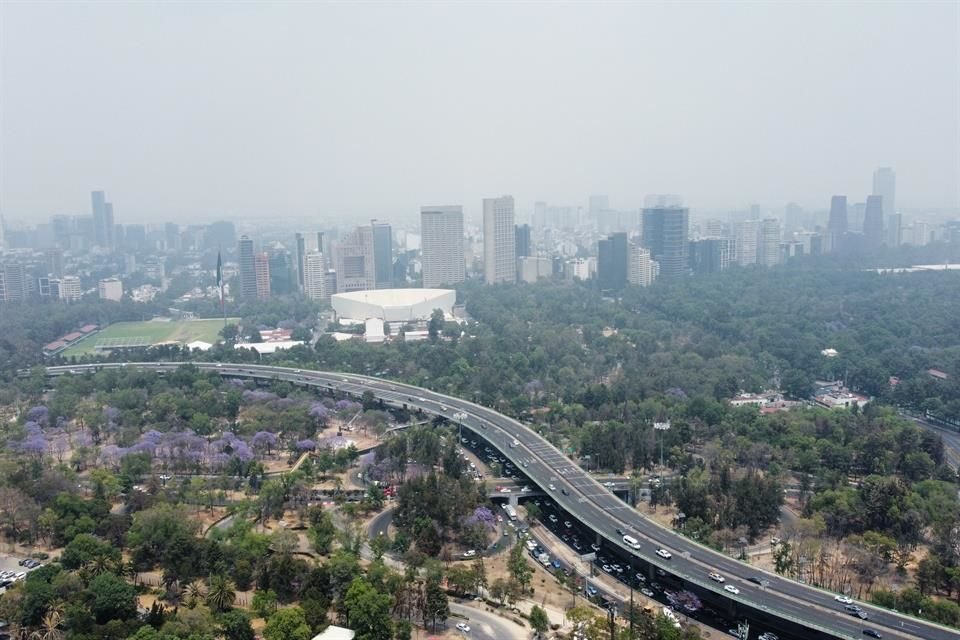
[708,572,725,583]
[748,576,770,587]
[834,595,854,604]
[500,487,512,493]
[635,573,646,583]
[655,548,673,560]
[640,588,654,597]
[724,585,740,595]
[548,515,558,523]
[561,488,569,496]
[564,520,572,528]
[456,622,471,633]
[758,633,778,640]
[548,484,556,491]
[590,543,600,552]
[521,486,531,493]
[862,631,882,639]
[845,604,862,613]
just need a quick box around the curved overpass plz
[40,363,955,640]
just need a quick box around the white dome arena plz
[331,288,456,322]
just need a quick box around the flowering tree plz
[295,439,317,451]
[26,406,50,426]
[252,431,279,456]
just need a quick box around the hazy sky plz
[1,1,958,224]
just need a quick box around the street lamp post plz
[454,412,467,447]
[653,421,671,483]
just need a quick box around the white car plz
[500,487,512,493]
[724,584,740,595]
[655,548,672,560]
[462,549,476,558]
[834,595,853,605]
[456,622,471,633]
[549,484,556,491]
[521,486,531,493]
[709,572,725,583]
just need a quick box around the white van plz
[623,535,641,550]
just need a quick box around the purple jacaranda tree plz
[21,432,48,458]
[252,431,278,455]
[465,506,497,530]
[228,378,246,388]
[309,402,330,423]
[26,406,50,426]
[295,439,317,451]
[103,406,122,423]
[242,390,278,403]
[232,441,254,462]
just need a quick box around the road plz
[903,413,960,469]
[449,602,527,640]
[40,363,959,640]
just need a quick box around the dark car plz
[561,488,569,496]
[748,576,770,587]
[862,631,882,639]
[616,527,624,536]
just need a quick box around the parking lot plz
[0,554,42,582]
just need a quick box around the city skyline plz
[1,2,957,223]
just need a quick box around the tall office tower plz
[421,206,465,288]
[124,224,147,251]
[589,195,610,214]
[303,251,328,301]
[533,201,548,232]
[515,224,531,258]
[872,167,896,217]
[165,223,181,251]
[254,252,271,299]
[597,232,628,290]
[483,195,517,284]
[886,214,902,247]
[104,202,116,249]
[91,191,110,248]
[333,226,376,293]
[863,195,885,249]
[689,238,731,274]
[758,218,782,266]
[827,196,848,252]
[628,243,654,287]
[912,221,931,246]
[735,220,760,265]
[237,235,259,300]
[294,232,307,292]
[371,221,393,289]
[849,202,866,233]
[46,248,64,278]
[0,262,28,302]
[641,206,689,280]
[784,202,804,234]
[268,251,296,295]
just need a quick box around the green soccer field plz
[61,318,239,357]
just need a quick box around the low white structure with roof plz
[332,288,456,322]
[311,626,355,640]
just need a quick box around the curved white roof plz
[332,288,456,322]
[333,288,453,306]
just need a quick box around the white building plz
[420,206,465,288]
[758,218,781,267]
[303,251,328,301]
[59,275,82,302]
[332,288,456,322]
[628,244,654,286]
[518,257,552,283]
[735,220,759,265]
[483,195,516,284]
[98,277,123,301]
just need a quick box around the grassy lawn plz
[62,318,239,356]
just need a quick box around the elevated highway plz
[39,363,957,640]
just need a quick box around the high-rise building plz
[421,206,465,289]
[294,232,308,292]
[104,202,116,249]
[269,251,296,295]
[886,214,902,247]
[641,206,689,280]
[483,196,517,285]
[59,275,82,302]
[91,191,111,249]
[515,224,531,258]
[784,203,804,234]
[827,196,848,252]
[237,235,259,300]
[303,251,328,301]
[758,218,781,266]
[0,262,28,302]
[371,221,393,289]
[849,202,866,234]
[628,243,654,286]
[734,220,759,266]
[863,195,885,249]
[165,223,181,251]
[46,248,64,278]
[254,252,271,299]
[872,167,896,218]
[98,278,123,301]
[533,201,548,232]
[333,226,376,293]
[689,238,731,274]
[597,232,628,291]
